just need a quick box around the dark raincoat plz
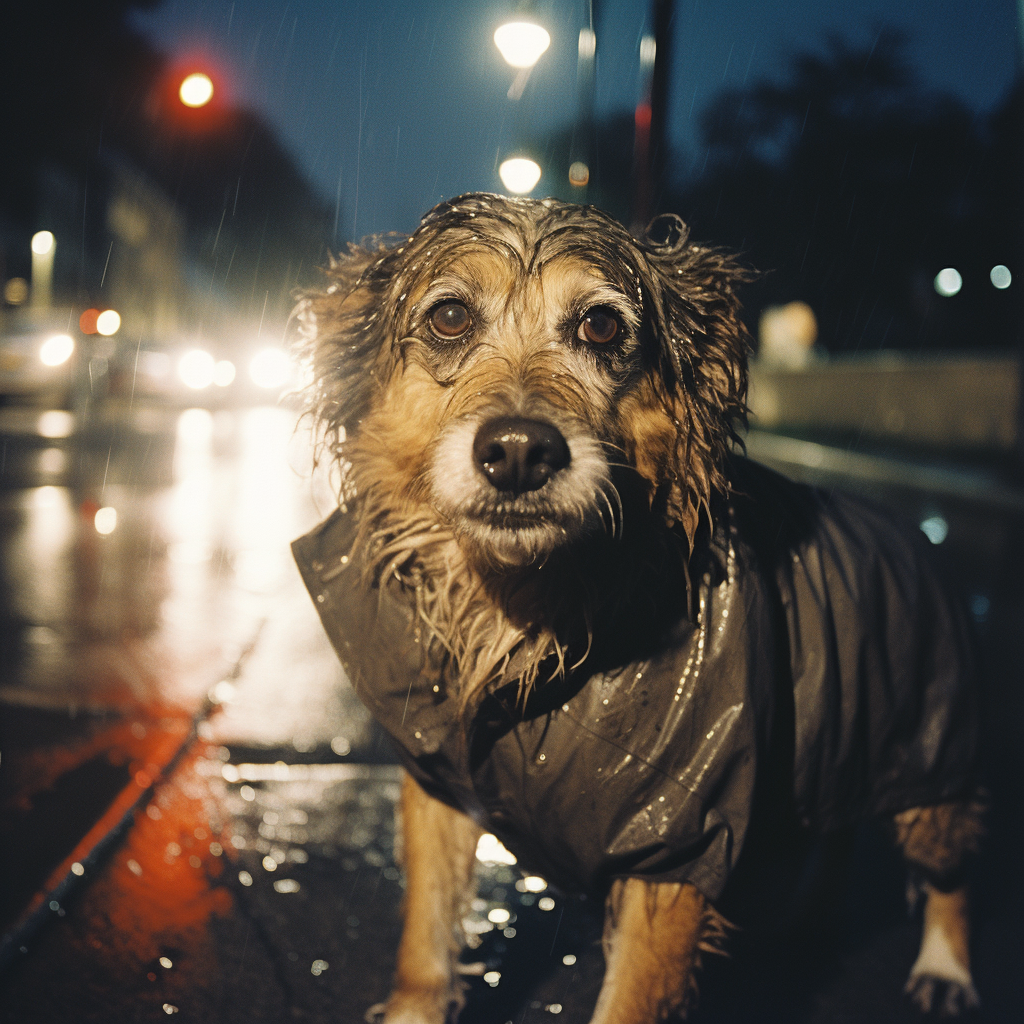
[292,457,978,904]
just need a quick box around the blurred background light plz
[933,268,962,297]
[989,264,1011,289]
[94,506,118,535]
[96,309,121,336]
[493,22,550,68]
[179,72,214,108]
[39,334,75,367]
[31,231,55,255]
[578,27,596,60]
[499,157,542,194]
[213,359,236,387]
[4,277,29,305]
[38,411,75,438]
[179,348,216,389]
[249,347,291,389]
[475,833,517,865]
[568,161,590,187]
[79,308,100,334]
[919,513,949,544]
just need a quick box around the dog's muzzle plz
[472,416,571,494]
[429,409,610,563]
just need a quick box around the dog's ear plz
[637,215,752,538]
[294,240,406,466]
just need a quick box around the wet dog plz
[293,193,983,1022]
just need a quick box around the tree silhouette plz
[676,29,1017,354]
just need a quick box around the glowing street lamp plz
[493,21,550,68]
[179,348,216,389]
[96,309,121,336]
[40,334,75,367]
[499,157,542,194]
[30,230,55,309]
[495,11,550,101]
[179,72,214,108]
[31,230,54,256]
[249,347,292,389]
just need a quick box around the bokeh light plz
[919,514,949,544]
[990,264,1012,289]
[475,833,517,865]
[4,277,29,305]
[94,506,118,535]
[179,72,214,108]
[178,348,216,389]
[213,359,236,387]
[933,268,962,297]
[249,348,292,389]
[31,230,55,255]
[96,309,121,336]
[568,161,590,187]
[499,157,542,194]
[79,308,100,334]
[493,22,550,68]
[39,334,75,367]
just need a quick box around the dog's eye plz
[429,301,472,339]
[577,308,620,345]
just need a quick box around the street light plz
[96,309,121,336]
[493,22,550,68]
[179,348,216,389]
[250,348,292,389]
[495,11,550,101]
[499,157,542,194]
[40,334,75,367]
[179,72,214,108]
[30,230,55,309]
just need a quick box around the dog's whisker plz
[608,482,625,539]
[596,486,618,539]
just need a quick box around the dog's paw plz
[904,972,981,1017]
[364,988,456,1024]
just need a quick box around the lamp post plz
[494,7,550,195]
[494,18,551,100]
[30,230,55,310]
[569,3,598,200]
[632,0,674,231]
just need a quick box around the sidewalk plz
[2,406,1022,1022]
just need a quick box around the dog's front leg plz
[590,878,711,1024]
[376,772,482,1024]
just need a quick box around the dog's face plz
[300,194,748,567]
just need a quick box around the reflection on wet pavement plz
[3,403,1023,1022]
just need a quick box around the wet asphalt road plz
[1,402,1022,1023]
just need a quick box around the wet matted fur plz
[297,194,748,712]
[294,193,982,1023]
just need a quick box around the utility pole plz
[569,1,597,202]
[632,0,674,233]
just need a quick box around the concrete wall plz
[748,354,1020,452]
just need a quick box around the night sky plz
[132,0,1022,241]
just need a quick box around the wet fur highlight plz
[295,193,751,712]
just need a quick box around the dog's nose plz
[472,417,571,493]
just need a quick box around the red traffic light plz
[179,72,214,108]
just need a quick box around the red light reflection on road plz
[103,746,234,961]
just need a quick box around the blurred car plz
[0,321,78,408]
